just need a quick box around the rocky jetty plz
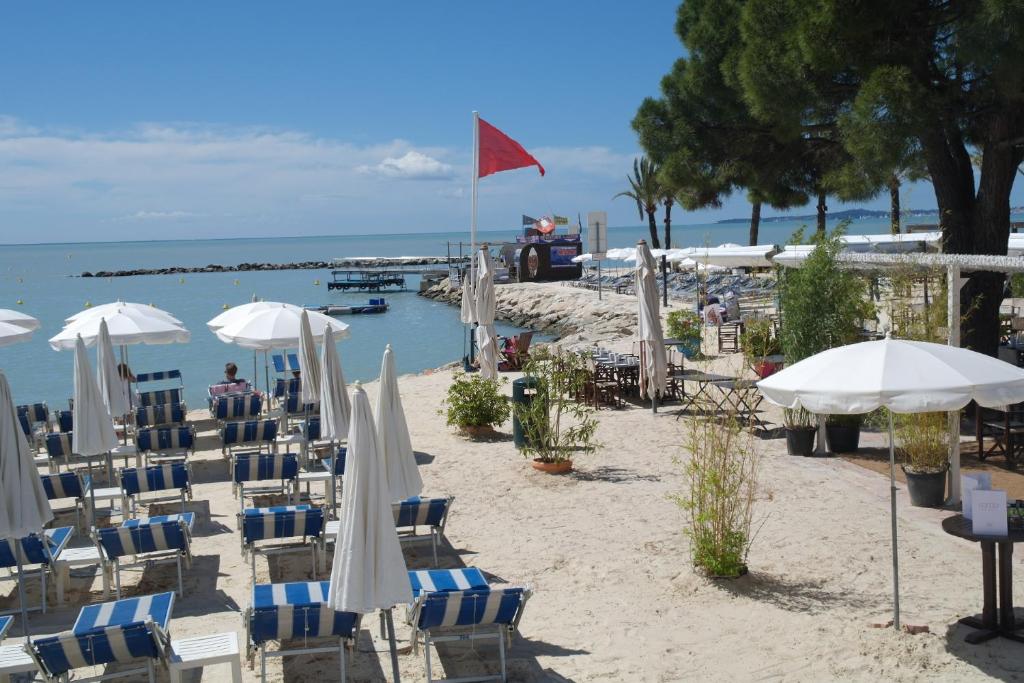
[80,256,463,278]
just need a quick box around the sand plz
[3,283,1022,682]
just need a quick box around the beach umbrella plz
[0,370,54,636]
[96,319,129,419]
[50,306,190,350]
[474,248,498,380]
[66,301,183,326]
[376,345,422,501]
[298,310,321,405]
[459,279,477,325]
[328,382,411,681]
[205,301,303,332]
[214,304,349,350]
[319,326,351,442]
[0,309,40,331]
[635,241,667,411]
[0,321,34,348]
[757,335,1024,630]
[73,334,119,487]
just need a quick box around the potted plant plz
[440,373,511,438]
[666,310,703,359]
[896,411,948,507]
[514,347,599,473]
[783,408,817,456]
[740,319,782,378]
[825,414,862,453]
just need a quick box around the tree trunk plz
[816,192,827,234]
[889,176,901,234]
[663,197,673,249]
[749,201,761,246]
[646,209,661,249]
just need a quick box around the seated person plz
[211,362,255,395]
[703,302,723,326]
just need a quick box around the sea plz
[0,214,948,410]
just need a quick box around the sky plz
[0,1,1018,244]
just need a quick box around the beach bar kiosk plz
[500,227,583,283]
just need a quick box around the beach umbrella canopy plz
[72,335,118,457]
[319,325,350,441]
[635,241,667,402]
[459,279,477,325]
[298,310,321,405]
[0,309,40,331]
[206,301,303,332]
[475,249,498,380]
[376,345,422,501]
[0,371,53,539]
[328,382,412,613]
[214,304,349,350]
[757,336,1024,630]
[51,306,190,350]
[571,253,594,264]
[96,319,129,418]
[604,247,634,260]
[66,301,183,326]
[669,245,777,268]
[0,321,34,348]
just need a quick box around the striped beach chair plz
[211,393,263,423]
[232,453,298,516]
[29,591,174,683]
[246,581,360,682]
[0,527,75,613]
[136,426,195,465]
[120,463,193,517]
[134,402,187,429]
[54,409,74,434]
[406,568,532,683]
[17,402,49,450]
[136,388,184,409]
[221,419,279,458]
[40,471,93,530]
[135,369,183,387]
[0,615,11,640]
[45,431,108,473]
[394,497,454,567]
[271,353,300,374]
[95,520,193,598]
[239,505,324,584]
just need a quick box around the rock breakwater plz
[80,256,463,278]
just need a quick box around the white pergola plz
[783,250,1024,506]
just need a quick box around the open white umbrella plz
[758,336,1024,629]
[0,370,54,636]
[96,319,129,419]
[214,304,349,350]
[376,345,423,501]
[206,301,303,332]
[475,248,498,380]
[0,321,34,348]
[51,306,190,350]
[328,382,411,681]
[298,310,321,405]
[0,309,40,331]
[319,326,351,442]
[66,301,183,326]
[636,241,667,411]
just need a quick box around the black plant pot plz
[902,465,948,508]
[785,427,816,456]
[826,424,861,453]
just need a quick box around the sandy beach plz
[3,283,1022,682]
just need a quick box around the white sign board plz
[588,211,607,260]
[972,489,1008,536]
[962,472,993,520]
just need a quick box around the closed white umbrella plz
[376,345,423,501]
[635,241,668,410]
[459,279,477,325]
[96,318,129,419]
[475,248,498,380]
[67,301,183,326]
[298,310,321,405]
[0,370,54,636]
[0,309,40,331]
[73,335,119,458]
[0,321,34,348]
[214,304,350,350]
[206,301,303,332]
[51,306,190,350]
[328,382,411,681]
[319,326,351,441]
[758,336,1024,630]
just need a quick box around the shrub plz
[666,310,703,340]
[441,373,510,430]
[673,416,760,578]
[896,411,948,473]
[740,318,780,362]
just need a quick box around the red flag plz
[478,118,545,179]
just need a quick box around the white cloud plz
[113,210,206,222]
[359,151,454,180]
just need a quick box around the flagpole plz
[471,111,479,269]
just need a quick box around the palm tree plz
[615,157,661,249]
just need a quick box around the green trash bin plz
[512,376,538,449]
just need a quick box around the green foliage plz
[514,347,599,464]
[1010,273,1024,298]
[826,413,862,428]
[896,411,949,474]
[666,310,702,341]
[440,373,510,430]
[614,157,663,249]
[672,416,760,578]
[739,318,780,362]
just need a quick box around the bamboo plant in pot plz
[784,408,817,456]
[740,319,782,378]
[896,411,949,508]
[825,414,862,453]
[666,310,703,360]
[440,372,511,438]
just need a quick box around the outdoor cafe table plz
[942,514,1024,644]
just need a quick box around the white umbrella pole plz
[384,609,401,683]
[16,554,29,636]
[888,410,900,630]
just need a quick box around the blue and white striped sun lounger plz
[54,409,74,433]
[232,453,297,516]
[405,569,531,683]
[136,426,195,465]
[240,505,324,585]
[273,377,301,400]
[121,512,195,533]
[40,471,94,530]
[95,519,193,599]
[134,370,183,386]
[120,463,192,517]
[17,402,49,450]
[0,615,12,641]
[395,497,454,567]
[30,591,174,683]
[221,419,279,459]
[211,393,263,423]
[271,353,300,374]
[135,388,184,409]
[246,581,360,682]
[0,527,75,613]
[134,402,186,429]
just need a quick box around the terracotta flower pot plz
[753,360,780,379]
[531,458,573,474]
[459,424,496,439]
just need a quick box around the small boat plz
[306,299,389,316]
